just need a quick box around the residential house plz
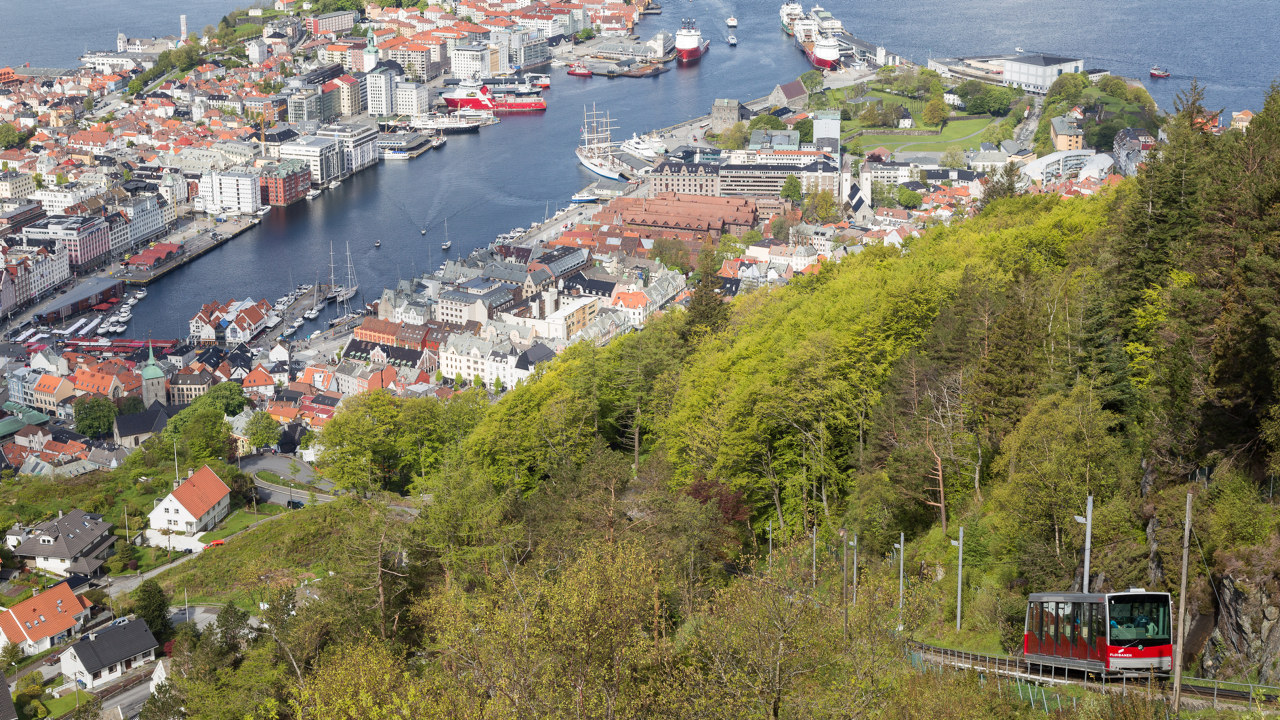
[60,619,158,690]
[0,581,93,656]
[147,465,231,537]
[6,509,115,577]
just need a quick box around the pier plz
[116,215,259,286]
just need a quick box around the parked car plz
[203,539,226,550]
[286,500,305,510]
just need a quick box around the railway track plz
[909,641,1278,710]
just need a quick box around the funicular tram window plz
[1041,601,1056,644]
[1059,602,1074,644]
[1092,603,1106,651]
[1108,595,1172,646]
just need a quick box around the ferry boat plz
[779,2,804,34]
[413,111,498,134]
[728,34,737,46]
[1150,66,1171,78]
[799,34,841,70]
[570,190,600,203]
[808,5,843,34]
[575,105,631,180]
[726,15,738,26]
[442,77,546,113]
[526,73,551,88]
[568,62,593,77]
[621,133,661,160]
[675,19,710,63]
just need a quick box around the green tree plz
[793,117,813,143]
[128,78,144,95]
[1046,73,1089,105]
[1,642,22,669]
[748,114,786,132]
[922,97,949,126]
[802,189,842,223]
[939,145,966,168]
[32,173,42,189]
[896,187,922,209]
[720,121,749,150]
[83,95,94,112]
[769,214,792,242]
[133,579,173,640]
[799,69,824,93]
[780,174,803,203]
[246,411,282,449]
[55,172,68,186]
[684,248,730,341]
[74,396,117,437]
[0,123,26,149]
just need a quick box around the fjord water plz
[2,0,1274,337]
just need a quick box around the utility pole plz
[1173,492,1193,713]
[839,528,848,637]
[852,533,858,607]
[1074,495,1094,592]
[894,532,904,631]
[951,526,964,631]
[767,519,772,572]
[812,524,817,590]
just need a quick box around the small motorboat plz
[374,239,382,248]
[420,228,426,235]
[726,16,737,26]
[441,241,452,250]
[1150,66,1171,79]
[727,34,737,46]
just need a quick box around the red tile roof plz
[172,465,231,519]
[0,582,92,646]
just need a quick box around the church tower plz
[141,341,167,407]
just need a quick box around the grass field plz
[152,502,342,609]
[849,117,998,154]
[43,691,95,718]
[199,506,283,544]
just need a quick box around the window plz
[1041,601,1056,644]
[1059,602,1074,644]
[1108,594,1171,647]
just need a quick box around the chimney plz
[188,468,194,479]
[58,509,63,519]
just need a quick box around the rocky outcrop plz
[1197,536,1280,684]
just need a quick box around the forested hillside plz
[139,85,1280,718]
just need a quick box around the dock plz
[117,215,259,286]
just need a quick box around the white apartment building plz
[315,123,379,177]
[199,170,262,216]
[0,171,36,199]
[5,245,69,300]
[393,81,432,116]
[278,136,343,185]
[364,67,397,117]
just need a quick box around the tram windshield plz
[1108,595,1171,647]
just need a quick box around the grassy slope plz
[151,502,342,608]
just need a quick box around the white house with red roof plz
[0,581,93,655]
[148,465,231,537]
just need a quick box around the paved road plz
[254,478,336,506]
[1015,97,1043,145]
[240,453,330,490]
[104,676,152,719]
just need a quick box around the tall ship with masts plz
[575,105,631,181]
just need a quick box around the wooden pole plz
[840,528,848,637]
[1172,492,1192,712]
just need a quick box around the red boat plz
[675,19,710,63]
[1150,66,1170,78]
[442,78,546,113]
[567,62,592,77]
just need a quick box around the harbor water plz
[2,0,1275,338]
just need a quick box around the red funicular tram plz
[1024,589,1172,676]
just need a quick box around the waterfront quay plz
[114,215,260,286]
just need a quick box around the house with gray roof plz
[6,509,115,577]
[60,618,158,689]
